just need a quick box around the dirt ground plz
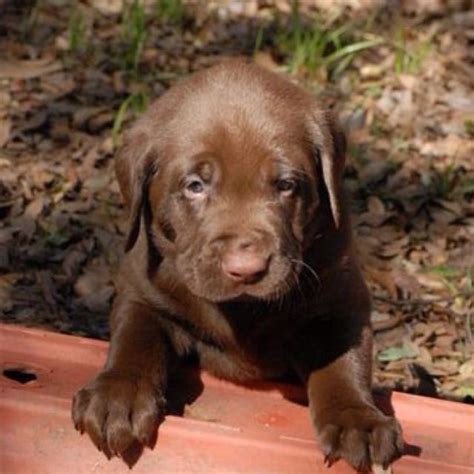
[0,0,473,403]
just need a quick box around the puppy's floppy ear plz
[308,109,346,228]
[115,129,157,252]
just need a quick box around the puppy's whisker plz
[289,267,303,297]
[295,272,304,298]
[299,269,318,295]
[281,278,292,308]
[290,258,322,293]
[291,268,307,307]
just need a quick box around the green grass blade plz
[323,38,385,66]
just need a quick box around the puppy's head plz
[116,60,346,302]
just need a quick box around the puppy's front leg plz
[72,295,169,458]
[293,322,403,472]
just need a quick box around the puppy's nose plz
[222,241,270,284]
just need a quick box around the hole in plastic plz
[3,368,38,384]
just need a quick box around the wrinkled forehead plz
[164,93,313,181]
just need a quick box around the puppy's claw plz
[324,454,337,468]
[100,444,112,460]
[74,422,84,434]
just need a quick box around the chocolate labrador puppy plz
[72,59,403,471]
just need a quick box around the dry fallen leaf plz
[0,58,62,80]
[0,116,11,147]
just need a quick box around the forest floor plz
[0,0,473,403]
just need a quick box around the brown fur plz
[72,59,403,472]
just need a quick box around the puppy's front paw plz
[72,371,165,457]
[316,406,403,472]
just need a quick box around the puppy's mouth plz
[223,293,262,304]
[196,286,293,304]
[190,262,299,304]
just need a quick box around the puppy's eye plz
[187,180,204,194]
[275,178,297,195]
[184,176,206,199]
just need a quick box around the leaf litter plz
[0,0,472,403]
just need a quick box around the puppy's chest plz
[197,306,294,381]
[162,302,294,381]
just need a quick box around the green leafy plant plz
[369,118,388,138]
[428,265,462,280]
[428,165,462,199]
[253,24,265,57]
[464,119,474,138]
[423,264,473,298]
[121,0,147,73]
[155,0,184,24]
[276,1,383,79]
[460,177,474,197]
[68,7,86,53]
[112,91,149,146]
[377,340,419,362]
[393,26,434,75]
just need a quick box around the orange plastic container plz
[1,323,473,473]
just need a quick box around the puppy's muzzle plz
[217,233,272,285]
